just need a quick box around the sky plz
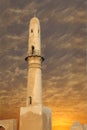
[0,0,87,130]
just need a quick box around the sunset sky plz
[0,0,87,130]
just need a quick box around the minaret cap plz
[30,16,40,24]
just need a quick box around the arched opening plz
[31,46,34,54]
[0,126,5,130]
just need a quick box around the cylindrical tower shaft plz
[25,17,44,106]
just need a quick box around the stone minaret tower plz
[19,17,52,130]
[25,17,44,106]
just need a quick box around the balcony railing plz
[25,49,45,61]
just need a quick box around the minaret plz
[25,17,44,106]
[19,17,52,130]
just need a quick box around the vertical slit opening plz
[32,46,34,54]
[29,96,32,104]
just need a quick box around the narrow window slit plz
[29,96,32,104]
[32,46,34,54]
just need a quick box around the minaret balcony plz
[25,50,44,61]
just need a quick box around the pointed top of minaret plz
[30,16,40,24]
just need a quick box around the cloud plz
[57,8,87,24]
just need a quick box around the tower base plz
[19,105,52,130]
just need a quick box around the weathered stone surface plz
[42,106,52,130]
[19,105,42,130]
[19,105,52,130]
[0,119,17,130]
